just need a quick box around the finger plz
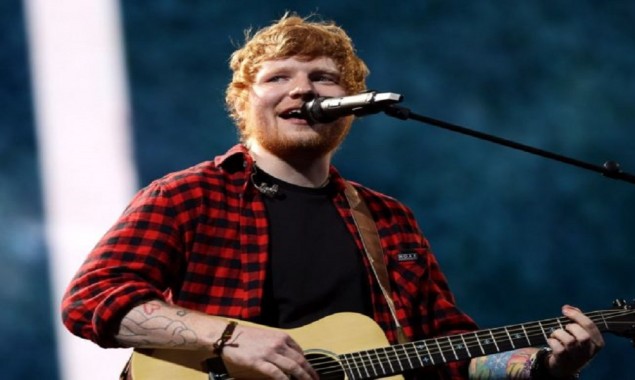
[283,338,318,379]
[547,323,579,354]
[564,323,604,358]
[250,360,289,380]
[272,356,312,380]
[562,305,605,348]
[546,336,565,357]
[290,346,319,379]
[552,324,577,343]
[564,323,590,342]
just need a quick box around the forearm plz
[116,299,318,379]
[115,299,229,351]
[469,348,538,379]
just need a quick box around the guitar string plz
[305,309,632,374]
[346,309,632,374]
[307,317,635,379]
[304,309,634,377]
[308,322,635,378]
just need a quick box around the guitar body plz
[130,312,403,380]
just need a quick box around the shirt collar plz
[213,143,348,193]
[214,144,252,169]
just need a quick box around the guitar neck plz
[338,310,612,379]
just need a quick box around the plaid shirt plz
[62,144,477,379]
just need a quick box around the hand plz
[219,324,318,380]
[546,305,604,377]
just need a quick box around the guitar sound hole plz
[305,352,345,380]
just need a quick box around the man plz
[61,14,603,379]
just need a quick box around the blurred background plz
[2,0,634,378]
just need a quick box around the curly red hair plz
[225,13,369,133]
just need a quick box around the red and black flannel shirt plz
[62,144,477,379]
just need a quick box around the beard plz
[246,116,353,161]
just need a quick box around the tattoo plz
[470,349,534,379]
[505,349,534,379]
[470,352,512,379]
[176,310,188,317]
[117,303,198,348]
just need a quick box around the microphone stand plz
[378,103,635,185]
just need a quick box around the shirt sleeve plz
[60,181,185,348]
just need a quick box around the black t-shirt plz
[255,168,373,328]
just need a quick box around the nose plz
[289,77,317,101]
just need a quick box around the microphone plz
[301,91,403,124]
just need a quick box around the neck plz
[247,142,331,188]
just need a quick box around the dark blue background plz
[2,1,634,378]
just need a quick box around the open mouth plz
[279,108,306,120]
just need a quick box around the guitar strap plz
[344,182,409,344]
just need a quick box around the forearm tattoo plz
[470,350,533,379]
[117,301,198,348]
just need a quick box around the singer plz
[61,13,602,380]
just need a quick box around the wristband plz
[212,321,237,356]
[530,347,580,379]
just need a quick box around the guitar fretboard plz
[318,309,623,380]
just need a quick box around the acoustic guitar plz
[130,299,635,379]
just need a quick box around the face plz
[240,56,353,160]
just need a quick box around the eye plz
[266,75,289,83]
[318,76,335,83]
[311,72,339,84]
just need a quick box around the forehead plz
[255,56,339,77]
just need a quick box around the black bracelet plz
[530,348,580,379]
[212,321,238,356]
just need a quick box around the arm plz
[469,348,537,379]
[116,299,318,380]
[469,305,604,379]
[62,178,317,379]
